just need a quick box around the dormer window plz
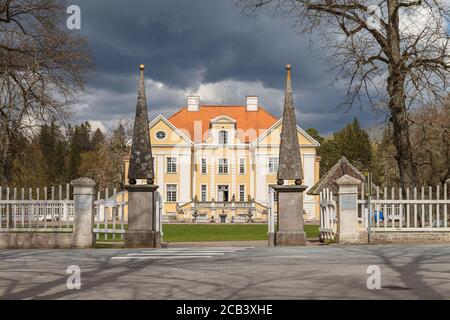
[218,130,228,145]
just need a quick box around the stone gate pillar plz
[274,185,307,245]
[125,184,159,247]
[336,174,361,244]
[71,177,96,248]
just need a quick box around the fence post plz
[336,175,362,244]
[70,177,96,248]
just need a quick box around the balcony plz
[176,199,271,223]
[194,201,255,209]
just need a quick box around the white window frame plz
[217,184,231,202]
[200,184,207,202]
[201,158,207,174]
[166,157,177,174]
[268,157,279,174]
[218,130,229,145]
[239,158,245,175]
[166,184,177,202]
[218,158,229,175]
[239,185,246,202]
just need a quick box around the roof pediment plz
[251,118,320,147]
[210,115,237,126]
[307,156,365,195]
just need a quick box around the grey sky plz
[71,0,380,136]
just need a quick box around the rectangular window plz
[201,185,207,202]
[239,158,245,174]
[201,158,207,174]
[239,185,245,202]
[218,130,228,145]
[268,157,279,173]
[166,157,177,173]
[218,158,228,174]
[166,184,177,202]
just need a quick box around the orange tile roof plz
[167,105,278,143]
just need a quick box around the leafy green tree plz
[334,118,373,171]
[91,128,106,150]
[66,123,92,180]
[306,128,325,145]
[317,139,340,176]
[318,118,373,176]
[37,122,66,184]
[109,123,129,188]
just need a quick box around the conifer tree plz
[318,118,373,175]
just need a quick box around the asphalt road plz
[1,243,450,300]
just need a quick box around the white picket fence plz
[360,184,450,232]
[0,185,74,232]
[319,188,337,241]
[93,188,163,242]
[94,188,127,241]
[319,182,450,241]
[0,183,164,242]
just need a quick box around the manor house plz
[124,79,321,223]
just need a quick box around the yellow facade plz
[124,110,321,223]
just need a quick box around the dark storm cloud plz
[70,0,379,135]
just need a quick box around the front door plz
[218,185,229,202]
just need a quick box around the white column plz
[179,153,191,203]
[255,154,268,203]
[210,156,216,200]
[303,153,316,220]
[249,150,255,201]
[192,152,196,201]
[157,155,165,216]
[231,151,236,199]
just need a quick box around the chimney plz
[187,95,200,112]
[246,96,258,111]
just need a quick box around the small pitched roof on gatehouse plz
[307,156,365,195]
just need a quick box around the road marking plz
[128,252,225,256]
[111,255,214,260]
[272,255,308,258]
[140,250,237,254]
[154,247,254,251]
[111,247,253,260]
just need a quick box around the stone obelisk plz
[273,64,307,246]
[124,64,160,248]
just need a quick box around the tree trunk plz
[386,0,417,188]
[388,74,417,187]
[0,139,14,186]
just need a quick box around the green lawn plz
[162,224,319,242]
[95,223,320,243]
